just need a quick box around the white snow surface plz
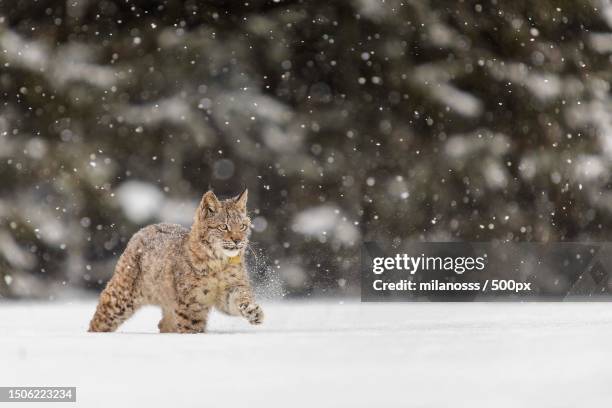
[1,301,612,407]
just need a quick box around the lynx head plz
[193,189,251,257]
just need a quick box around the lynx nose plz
[232,238,241,245]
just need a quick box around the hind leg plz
[158,308,177,333]
[89,247,141,332]
[89,285,138,332]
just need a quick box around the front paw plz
[239,303,264,325]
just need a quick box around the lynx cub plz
[88,189,263,333]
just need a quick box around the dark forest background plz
[1,0,612,299]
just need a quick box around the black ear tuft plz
[235,188,248,211]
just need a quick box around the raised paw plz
[239,303,264,325]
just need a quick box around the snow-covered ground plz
[1,301,611,407]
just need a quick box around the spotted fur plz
[88,189,263,333]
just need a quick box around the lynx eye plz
[240,224,248,231]
[218,224,229,231]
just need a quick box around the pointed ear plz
[234,189,248,212]
[199,190,221,217]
